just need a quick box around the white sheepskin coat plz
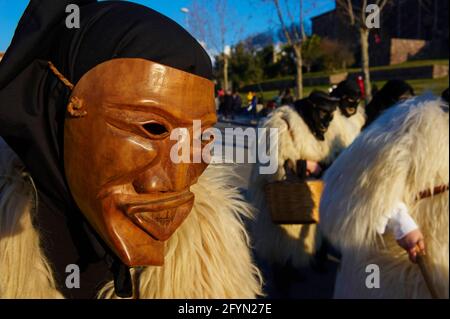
[328,106,366,150]
[249,105,345,268]
[0,140,262,299]
[320,95,449,299]
[351,105,367,132]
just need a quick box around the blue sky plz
[0,0,335,52]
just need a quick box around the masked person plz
[248,91,340,293]
[320,93,449,298]
[364,79,415,129]
[329,79,365,148]
[0,0,262,299]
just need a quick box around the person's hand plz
[396,229,425,263]
[306,161,322,177]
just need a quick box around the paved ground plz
[213,118,339,299]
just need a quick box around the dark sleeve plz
[296,160,307,180]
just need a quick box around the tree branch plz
[273,0,295,46]
[361,0,368,24]
[377,0,390,13]
[300,0,307,40]
[283,0,301,42]
[345,0,355,25]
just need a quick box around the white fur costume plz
[320,95,449,299]
[350,105,367,132]
[328,106,366,152]
[0,140,262,299]
[249,105,341,268]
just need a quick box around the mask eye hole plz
[142,122,169,138]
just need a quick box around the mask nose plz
[169,129,211,191]
[132,165,173,194]
[170,162,192,191]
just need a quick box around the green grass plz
[255,85,330,102]
[244,76,448,103]
[259,59,449,83]
[240,59,449,103]
[367,59,449,72]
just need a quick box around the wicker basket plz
[264,179,324,225]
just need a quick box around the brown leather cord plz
[417,184,449,201]
[48,61,74,90]
[48,61,87,117]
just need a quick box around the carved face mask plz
[339,95,360,117]
[294,91,338,141]
[63,58,217,267]
[330,80,361,117]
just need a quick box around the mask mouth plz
[318,124,328,133]
[345,107,357,115]
[124,190,194,212]
[122,191,195,241]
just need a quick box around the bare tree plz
[271,0,307,99]
[188,0,243,91]
[337,0,390,102]
[262,0,330,98]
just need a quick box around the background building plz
[312,0,449,66]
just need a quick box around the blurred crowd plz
[215,78,418,124]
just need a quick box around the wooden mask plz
[64,58,217,267]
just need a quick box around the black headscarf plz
[0,0,212,299]
[364,80,414,128]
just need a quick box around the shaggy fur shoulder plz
[99,165,263,298]
[0,140,262,298]
[350,105,367,132]
[0,139,63,298]
[327,108,366,150]
[320,95,449,298]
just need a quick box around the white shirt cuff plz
[377,202,419,240]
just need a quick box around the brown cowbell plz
[64,58,217,267]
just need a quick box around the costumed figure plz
[364,79,415,129]
[320,92,449,298]
[329,79,365,148]
[249,91,340,287]
[0,0,261,299]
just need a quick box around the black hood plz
[364,80,415,128]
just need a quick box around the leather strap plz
[417,184,449,200]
